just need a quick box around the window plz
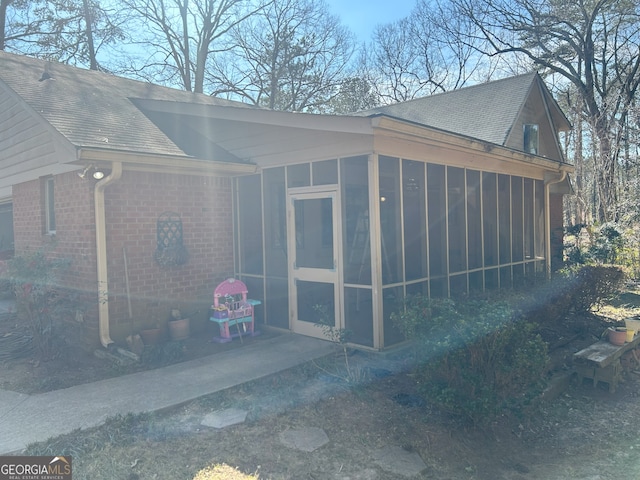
[44,177,56,234]
[0,202,14,251]
[524,124,539,154]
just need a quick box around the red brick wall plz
[12,178,45,251]
[103,171,233,337]
[12,172,97,290]
[12,173,100,343]
[12,170,234,345]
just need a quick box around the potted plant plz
[168,308,190,341]
[608,326,628,346]
[140,319,164,345]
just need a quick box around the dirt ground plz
[4,298,640,479]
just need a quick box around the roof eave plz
[76,147,258,176]
[371,115,574,173]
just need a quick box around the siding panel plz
[0,87,75,192]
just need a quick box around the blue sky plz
[325,0,416,43]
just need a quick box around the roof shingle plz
[0,51,250,157]
[354,73,540,146]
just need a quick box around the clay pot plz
[140,328,163,345]
[608,327,627,346]
[168,317,190,341]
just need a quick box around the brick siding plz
[11,170,234,346]
[103,171,233,335]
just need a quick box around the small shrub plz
[6,251,72,359]
[393,294,549,425]
[564,222,625,266]
[521,264,626,324]
[312,304,367,384]
[140,341,185,366]
[391,295,457,341]
[558,264,625,313]
[417,320,548,424]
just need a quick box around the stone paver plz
[372,445,427,478]
[201,408,248,429]
[279,427,330,452]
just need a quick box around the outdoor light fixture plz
[78,165,108,180]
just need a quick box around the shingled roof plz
[355,73,567,146]
[0,51,252,158]
[0,52,569,163]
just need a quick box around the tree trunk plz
[82,0,98,70]
[0,0,11,51]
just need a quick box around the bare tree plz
[121,0,266,93]
[208,0,355,111]
[367,18,425,103]
[364,0,493,104]
[1,0,124,70]
[445,0,640,222]
[0,0,12,50]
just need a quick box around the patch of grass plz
[24,413,151,458]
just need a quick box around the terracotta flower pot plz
[168,317,190,341]
[608,327,627,346]
[140,328,163,345]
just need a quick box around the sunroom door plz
[287,188,342,339]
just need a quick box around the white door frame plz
[287,186,343,339]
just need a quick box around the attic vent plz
[524,124,539,155]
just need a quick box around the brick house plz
[0,51,572,349]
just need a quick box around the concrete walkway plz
[0,333,334,454]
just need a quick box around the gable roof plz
[0,51,253,159]
[0,52,571,170]
[355,73,570,147]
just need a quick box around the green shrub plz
[391,295,457,343]
[564,222,625,266]
[417,320,548,424]
[549,264,625,314]
[563,264,625,313]
[393,294,549,425]
[141,340,185,366]
[6,251,72,359]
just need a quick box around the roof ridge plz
[0,50,246,107]
[371,71,539,110]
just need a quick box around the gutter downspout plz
[544,169,568,279]
[95,162,123,348]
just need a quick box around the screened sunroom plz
[234,153,558,349]
[229,73,571,349]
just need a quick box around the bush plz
[564,222,625,266]
[6,251,72,359]
[417,320,548,424]
[393,294,549,425]
[562,264,625,313]
[517,264,625,327]
[140,341,185,366]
